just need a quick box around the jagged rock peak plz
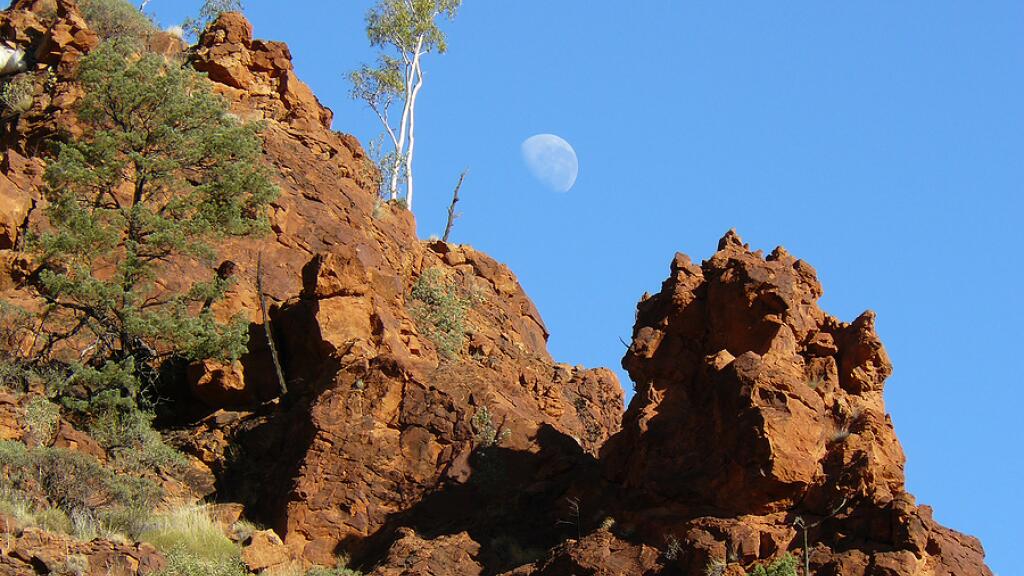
[595,230,991,575]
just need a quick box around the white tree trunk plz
[405,48,425,210]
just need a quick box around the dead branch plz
[257,251,287,396]
[441,169,467,243]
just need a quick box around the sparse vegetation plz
[745,554,798,576]
[0,440,159,540]
[183,0,245,40]
[829,423,851,444]
[705,557,727,576]
[472,405,508,449]
[663,534,682,561]
[805,375,825,390]
[78,0,156,41]
[153,549,247,576]
[305,566,365,576]
[409,267,473,358]
[349,0,463,209]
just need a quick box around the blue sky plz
[155,2,1022,572]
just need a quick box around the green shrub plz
[78,0,156,41]
[409,267,473,358]
[746,554,798,576]
[76,388,187,473]
[34,506,72,533]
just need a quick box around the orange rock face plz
[596,231,992,575]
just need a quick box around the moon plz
[521,134,579,193]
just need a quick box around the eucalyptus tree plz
[349,0,461,211]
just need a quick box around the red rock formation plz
[598,231,992,575]
[172,12,624,569]
[0,3,993,574]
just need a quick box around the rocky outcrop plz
[168,12,624,569]
[595,231,992,576]
[0,2,992,575]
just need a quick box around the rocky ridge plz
[0,2,992,575]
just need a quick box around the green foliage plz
[663,534,682,561]
[746,554,798,576]
[365,0,461,54]
[34,506,72,533]
[0,73,34,115]
[68,384,187,472]
[78,0,156,41]
[34,39,275,377]
[183,0,245,40]
[409,267,472,358]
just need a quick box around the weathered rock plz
[188,358,253,408]
[0,527,164,576]
[370,528,483,576]
[241,529,291,572]
[599,230,993,575]
[508,528,663,576]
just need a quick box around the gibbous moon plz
[521,134,579,193]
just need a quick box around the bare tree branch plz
[441,169,467,243]
[257,251,287,396]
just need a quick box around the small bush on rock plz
[409,267,473,358]
[746,554,798,576]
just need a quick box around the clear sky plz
[154,2,1021,572]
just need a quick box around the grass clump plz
[141,505,240,564]
[154,550,247,576]
[78,0,156,41]
[409,267,473,358]
[746,554,798,576]
[306,567,364,576]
